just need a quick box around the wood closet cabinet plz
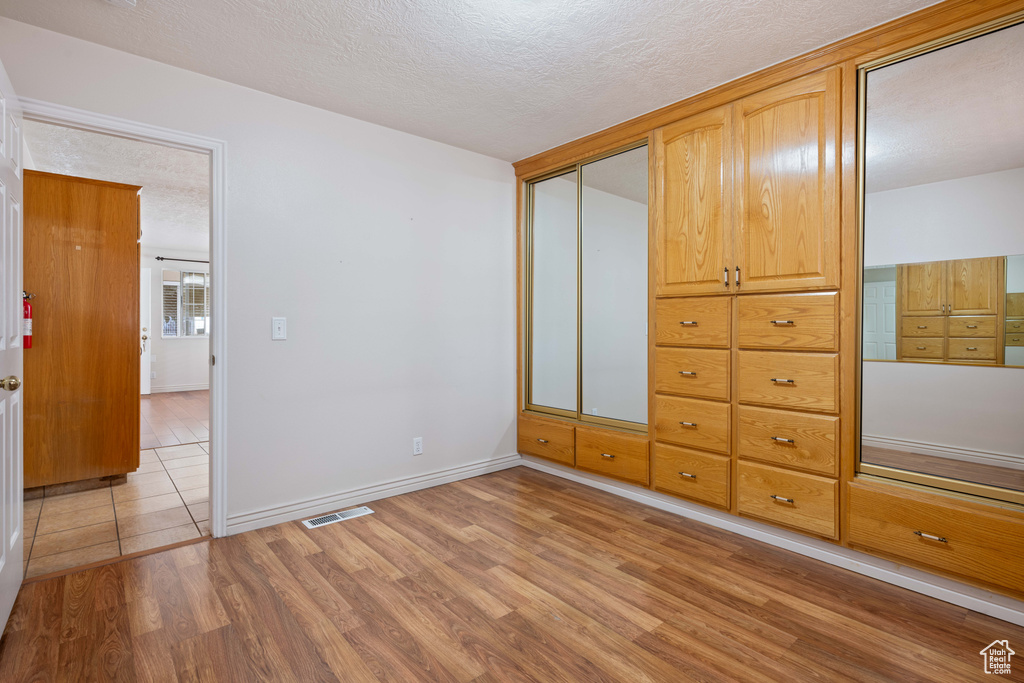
[654,69,840,297]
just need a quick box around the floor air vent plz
[301,506,374,529]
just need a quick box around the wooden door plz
[898,261,945,316]
[947,257,1002,316]
[654,106,732,296]
[0,57,24,633]
[24,171,141,488]
[733,68,840,292]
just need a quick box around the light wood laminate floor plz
[2,467,1021,681]
[863,445,1024,493]
[141,390,210,450]
[22,443,211,579]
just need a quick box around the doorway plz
[17,107,225,579]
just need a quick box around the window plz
[162,269,210,337]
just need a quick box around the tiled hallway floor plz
[141,390,209,449]
[22,442,210,579]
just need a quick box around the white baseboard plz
[520,456,1024,627]
[149,384,210,394]
[863,435,1024,471]
[226,453,522,535]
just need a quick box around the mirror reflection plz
[860,22,1024,501]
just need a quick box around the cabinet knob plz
[678,472,696,479]
[770,320,794,326]
[914,530,947,543]
[770,494,794,504]
[678,371,697,377]
[536,438,548,444]
[966,347,978,351]
[916,325,928,329]
[770,436,795,444]
[916,346,926,350]
[770,378,795,384]
[678,421,698,428]
[679,321,698,326]
[966,325,978,329]
[600,453,616,460]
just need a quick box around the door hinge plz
[211,355,216,366]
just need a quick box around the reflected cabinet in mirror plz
[526,145,649,429]
[859,20,1024,504]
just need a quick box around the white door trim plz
[20,98,228,538]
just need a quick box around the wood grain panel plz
[1005,317,1024,333]
[1007,293,1024,318]
[899,337,944,360]
[737,292,838,350]
[848,481,1024,596]
[652,443,730,508]
[733,69,839,292]
[899,316,944,338]
[947,257,1001,316]
[654,395,730,454]
[654,107,731,296]
[736,351,838,413]
[24,170,141,488]
[654,296,730,347]
[946,316,996,337]
[517,414,575,466]
[737,406,838,476]
[653,347,729,400]
[737,461,838,538]
[899,262,945,316]
[946,337,996,362]
[575,427,649,485]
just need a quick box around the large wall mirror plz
[526,144,648,429]
[859,19,1024,504]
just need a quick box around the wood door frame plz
[20,98,228,538]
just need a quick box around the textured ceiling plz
[23,120,210,252]
[0,0,939,162]
[866,22,1024,192]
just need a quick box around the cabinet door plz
[898,262,945,316]
[947,257,1002,316]
[655,106,731,296]
[733,69,839,292]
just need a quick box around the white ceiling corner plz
[0,0,942,162]
[22,120,210,253]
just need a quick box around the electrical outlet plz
[413,437,423,456]
[151,371,157,379]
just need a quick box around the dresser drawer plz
[1007,332,1024,347]
[654,395,730,454]
[737,351,838,413]
[737,292,838,351]
[900,317,944,337]
[1006,319,1024,334]
[575,427,649,485]
[737,462,837,539]
[655,297,730,348]
[947,316,996,337]
[654,348,729,401]
[848,482,1024,595]
[517,415,574,466]
[653,444,729,509]
[900,337,943,360]
[737,406,838,476]
[947,337,996,361]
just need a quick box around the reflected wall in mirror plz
[859,21,1024,504]
[525,145,649,428]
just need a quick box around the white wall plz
[0,18,517,525]
[142,248,210,393]
[863,168,1024,459]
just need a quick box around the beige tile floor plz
[23,442,210,579]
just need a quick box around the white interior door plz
[141,267,151,395]
[0,57,24,632]
[863,282,897,360]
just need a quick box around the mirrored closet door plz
[859,19,1024,504]
[526,145,649,429]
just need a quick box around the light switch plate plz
[272,317,287,340]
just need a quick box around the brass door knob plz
[142,335,148,341]
[1,376,21,391]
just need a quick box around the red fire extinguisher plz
[23,292,33,349]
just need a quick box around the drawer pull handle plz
[678,472,696,479]
[916,346,926,350]
[770,495,794,504]
[770,378,795,384]
[679,421,698,428]
[536,438,548,444]
[966,347,978,351]
[735,266,740,287]
[770,436,795,444]
[678,371,697,377]
[770,320,794,325]
[679,321,698,326]
[966,325,978,329]
[724,267,729,288]
[1014,338,1021,342]
[914,531,947,543]
[601,453,616,459]
[916,325,928,329]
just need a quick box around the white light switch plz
[272,317,287,340]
